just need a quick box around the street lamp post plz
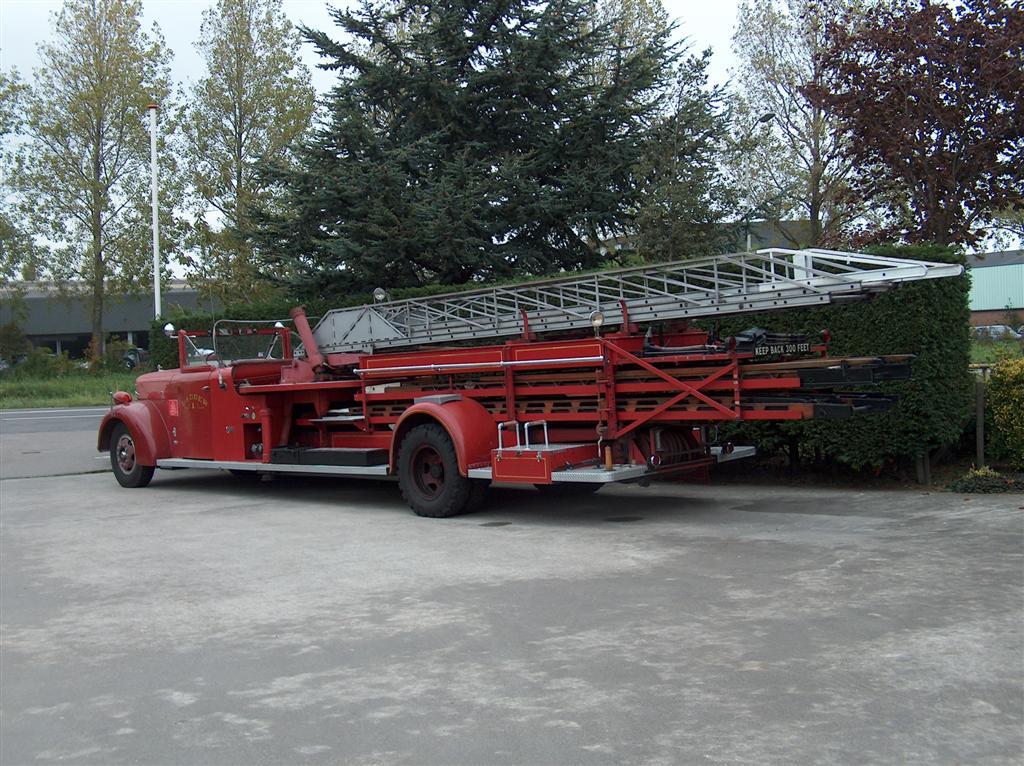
[148,103,161,319]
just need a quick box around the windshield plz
[208,320,293,365]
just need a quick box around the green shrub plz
[15,346,75,377]
[90,337,135,373]
[948,466,1024,494]
[987,358,1024,470]
[711,244,972,472]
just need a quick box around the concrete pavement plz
[1,452,1022,764]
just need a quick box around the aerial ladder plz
[99,248,963,517]
[310,248,962,353]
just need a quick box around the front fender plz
[97,401,171,466]
[391,397,497,475]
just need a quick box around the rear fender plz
[97,401,171,466]
[391,397,497,476]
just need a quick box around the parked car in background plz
[972,325,1023,340]
[122,347,150,370]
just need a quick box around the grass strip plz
[0,372,142,410]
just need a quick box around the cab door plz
[166,366,217,459]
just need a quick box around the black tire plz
[397,423,475,518]
[534,482,603,496]
[109,422,155,488]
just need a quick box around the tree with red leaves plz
[813,0,1023,247]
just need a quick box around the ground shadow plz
[145,468,719,527]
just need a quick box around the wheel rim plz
[115,433,136,474]
[411,444,445,499]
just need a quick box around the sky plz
[0,0,742,94]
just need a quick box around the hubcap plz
[412,445,445,499]
[115,434,136,473]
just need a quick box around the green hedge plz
[708,244,972,471]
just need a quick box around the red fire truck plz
[97,248,961,517]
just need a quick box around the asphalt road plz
[1,410,1022,765]
[0,407,110,479]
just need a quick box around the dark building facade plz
[1,281,220,357]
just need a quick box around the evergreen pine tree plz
[251,0,675,297]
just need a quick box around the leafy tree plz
[813,0,1024,247]
[0,321,32,364]
[590,0,669,89]
[0,69,35,287]
[251,0,676,298]
[730,0,864,248]
[634,50,737,260]
[0,70,22,139]
[990,204,1024,248]
[584,0,735,262]
[180,0,315,303]
[15,0,180,357]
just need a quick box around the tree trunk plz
[914,451,932,485]
[787,435,801,475]
[808,113,824,247]
[809,195,822,248]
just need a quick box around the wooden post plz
[976,379,986,468]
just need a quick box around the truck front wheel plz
[109,422,155,488]
[397,423,478,518]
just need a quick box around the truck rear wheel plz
[109,422,155,488]
[397,423,477,517]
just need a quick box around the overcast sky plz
[0,0,741,94]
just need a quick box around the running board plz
[467,464,648,483]
[156,458,389,477]
[466,445,756,483]
[158,446,755,482]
